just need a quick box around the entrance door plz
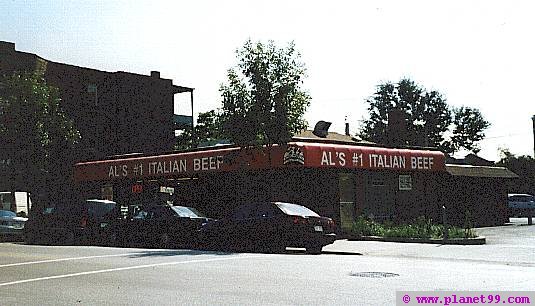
[339,173,356,232]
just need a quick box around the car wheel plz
[267,243,286,254]
[107,232,123,247]
[51,229,74,246]
[159,232,171,249]
[24,232,39,245]
[305,244,323,255]
[259,238,285,254]
[61,229,75,245]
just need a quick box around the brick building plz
[0,41,193,160]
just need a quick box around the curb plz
[346,236,486,245]
[321,250,363,255]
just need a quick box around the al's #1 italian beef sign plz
[74,142,445,183]
[294,143,445,171]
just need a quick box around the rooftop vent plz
[312,120,331,138]
[150,71,160,78]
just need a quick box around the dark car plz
[115,204,211,248]
[0,210,28,241]
[200,202,336,254]
[24,199,122,245]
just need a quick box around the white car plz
[0,210,28,241]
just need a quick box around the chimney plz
[0,41,15,53]
[150,71,160,78]
[387,108,407,147]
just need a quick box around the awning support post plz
[442,205,448,242]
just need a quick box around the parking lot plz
[1,218,534,305]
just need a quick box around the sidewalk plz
[322,222,535,267]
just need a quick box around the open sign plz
[131,184,143,193]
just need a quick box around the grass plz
[351,216,478,239]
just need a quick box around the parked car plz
[200,202,336,254]
[508,193,535,217]
[0,210,28,241]
[24,199,122,245]
[113,204,211,248]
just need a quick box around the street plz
[1,219,534,305]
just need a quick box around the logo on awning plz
[284,146,305,165]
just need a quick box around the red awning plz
[296,142,445,172]
[73,142,445,183]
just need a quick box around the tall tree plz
[219,40,311,146]
[0,72,80,196]
[448,106,490,154]
[359,78,489,154]
[496,149,535,195]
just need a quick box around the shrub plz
[351,216,478,239]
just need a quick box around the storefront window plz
[101,186,113,201]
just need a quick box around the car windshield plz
[0,210,16,218]
[275,202,320,217]
[509,195,534,202]
[171,206,205,218]
[86,200,117,218]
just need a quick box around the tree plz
[219,40,311,147]
[448,107,490,154]
[175,110,223,150]
[496,149,535,195]
[359,78,490,154]
[0,72,80,196]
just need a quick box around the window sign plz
[159,186,174,194]
[131,184,143,194]
[398,175,412,191]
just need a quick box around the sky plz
[1,0,534,161]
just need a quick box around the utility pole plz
[532,115,535,158]
[530,115,535,225]
[191,90,195,147]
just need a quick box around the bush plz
[351,216,477,239]
[352,216,384,236]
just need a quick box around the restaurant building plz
[73,133,518,230]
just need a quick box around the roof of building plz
[446,153,495,166]
[292,130,376,145]
[445,164,518,178]
[0,40,193,93]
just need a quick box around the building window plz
[87,83,98,105]
[371,178,385,187]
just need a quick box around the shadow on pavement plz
[126,249,232,258]
[124,247,343,257]
[10,241,358,256]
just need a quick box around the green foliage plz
[351,216,477,239]
[175,110,223,150]
[359,78,490,154]
[0,72,80,192]
[448,107,490,154]
[496,149,535,195]
[352,216,384,236]
[463,209,475,238]
[219,40,311,147]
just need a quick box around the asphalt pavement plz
[324,217,535,266]
[0,217,534,305]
